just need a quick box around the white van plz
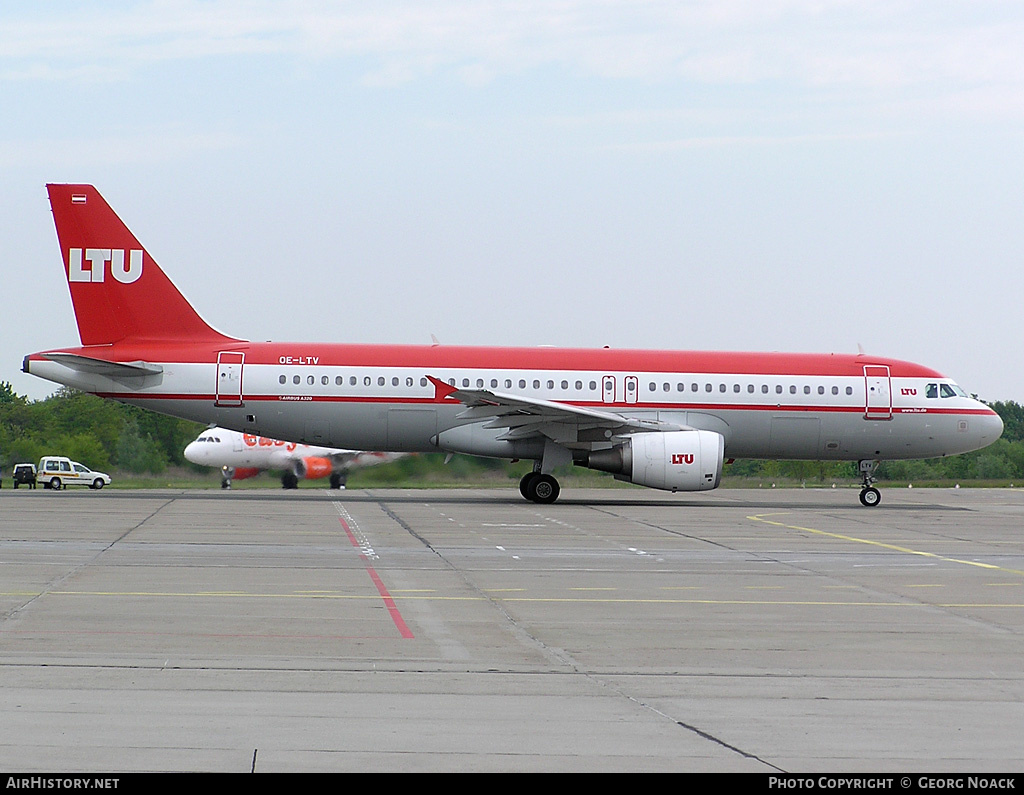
[37,457,112,490]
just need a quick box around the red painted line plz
[339,516,414,639]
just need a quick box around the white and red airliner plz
[25,184,1003,506]
[184,427,404,489]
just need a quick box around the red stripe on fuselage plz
[29,344,946,379]
[91,391,999,417]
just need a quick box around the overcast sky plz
[2,1,1022,402]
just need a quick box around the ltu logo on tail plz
[68,248,143,284]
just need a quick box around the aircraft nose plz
[183,442,203,464]
[983,410,1005,443]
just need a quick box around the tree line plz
[0,382,202,474]
[2,381,1023,482]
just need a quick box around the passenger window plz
[293,375,300,385]
[322,376,329,385]
[279,375,286,384]
[393,377,400,387]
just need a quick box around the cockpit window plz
[929,382,968,398]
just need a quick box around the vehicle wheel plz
[530,474,560,505]
[50,478,62,490]
[329,473,345,489]
[282,472,299,489]
[859,487,881,507]
[91,479,104,490]
[519,472,539,500]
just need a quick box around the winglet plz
[427,375,460,402]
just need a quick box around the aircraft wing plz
[328,450,405,470]
[427,375,682,449]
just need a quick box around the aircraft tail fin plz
[46,184,239,346]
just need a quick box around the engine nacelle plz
[222,466,260,481]
[581,430,724,492]
[293,456,334,481]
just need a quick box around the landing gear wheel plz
[859,487,881,507]
[282,472,299,489]
[329,473,345,489]
[519,472,540,500]
[529,474,560,505]
[221,479,232,489]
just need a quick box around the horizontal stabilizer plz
[42,352,163,378]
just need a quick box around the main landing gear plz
[519,471,560,504]
[858,459,881,507]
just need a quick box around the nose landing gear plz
[858,459,881,507]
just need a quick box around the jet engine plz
[578,430,724,492]
[221,466,260,481]
[293,456,335,481]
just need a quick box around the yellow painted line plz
[748,513,1024,577]
[905,584,945,588]
[11,590,1024,608]
[745,585,785,590]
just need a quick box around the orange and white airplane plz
[24,184,1003,506]
[184,427,404,489]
